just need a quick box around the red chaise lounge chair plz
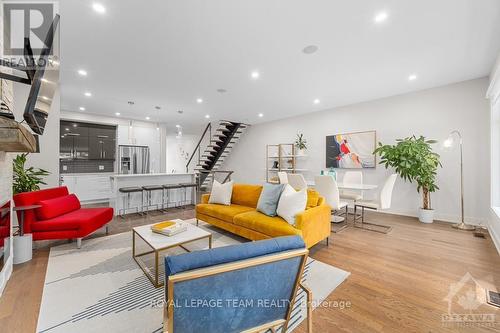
[13,186,113,248]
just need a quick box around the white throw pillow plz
[276,184,307,226]
[208,180,234,205]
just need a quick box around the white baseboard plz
[488,208,500,255]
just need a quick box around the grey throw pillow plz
[257,183,285,217]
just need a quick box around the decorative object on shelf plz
[443,131,475,231]
[295,133,307,155]
[374,135,441,223]
[327,167,337,180]
[272,160,279,169]
[12,153,50,194]
[326,130,376,169]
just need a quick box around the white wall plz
[223,78,491,225]
[13,85,61,188]
[487,55,500,253]
[60,111,168,173]
[166,135,198,174]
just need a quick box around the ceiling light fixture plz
[408,74,418,81]
[175,124,181,128]
[115,112,121,116]
[196,98,203,103]
[313,99,320,104]
[79,107,86,111]
[374,11,388,23]
[205,114,210,119]
[78,69,87,76]
[258,113,264,118]
[302,45,319,54]
[84,92,92,97]
[145,116,150,120]
[92,3,106,14]
[251,71,260,79]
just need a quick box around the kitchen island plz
[110,173,196,216]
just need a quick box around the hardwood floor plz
[0,207,499,333]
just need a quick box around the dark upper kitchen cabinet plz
[89,137,116,160]
[60,121,116,161]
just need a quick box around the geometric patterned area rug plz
[36,218,350,333]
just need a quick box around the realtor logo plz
[442,272,497,328]
[2,1,59,56]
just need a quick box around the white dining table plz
[306,181,378,191]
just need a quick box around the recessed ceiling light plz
[175,124,181,128]
[251,71,260,79]
[77,69,87,76]
[313,99,320,104]
[408,74,418,81]
[205,114,210,119]
[374,11,388,23]
[115,112,121,116]
[73,124,77,128]
[302,45,319,54]
[258,113,264,118]
[145,116,150,120]
[79,107,86,111]
[84,92,92,97]
[92,3,106,14]
[196,98,203,103]
[65,128,69,131]
[156,127,160,131]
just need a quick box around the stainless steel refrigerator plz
[118,145,150,174]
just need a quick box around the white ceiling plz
[59,0,500,133]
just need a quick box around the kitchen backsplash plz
[60,160,114,174]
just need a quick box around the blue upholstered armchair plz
[163,236,312,333]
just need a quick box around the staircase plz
[186,120,249,191]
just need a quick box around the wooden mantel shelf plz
[0,117,37,152]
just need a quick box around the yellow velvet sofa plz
[196,183,331,248]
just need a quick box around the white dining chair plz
[288,173,308,190]
[277,172,288,184]
[314,175,349,232]
[354,174,398,234]
[340,171,363,202]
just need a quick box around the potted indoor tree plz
[13,153,50,194]
[295,133,307,156]
[374,136,442,223]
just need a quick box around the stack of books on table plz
[151,221,187,236]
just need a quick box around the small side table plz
[12,204,40,264]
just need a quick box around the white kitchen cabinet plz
[60,174,114,202]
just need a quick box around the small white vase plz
[419,208,434,223]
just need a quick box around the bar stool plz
[162,184,183,210]
[142,185,164,213]
[118,186,144,217]
[179,183,198,206]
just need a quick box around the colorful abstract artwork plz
[326,131,376,168]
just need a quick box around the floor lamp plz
[443,130,476,231]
